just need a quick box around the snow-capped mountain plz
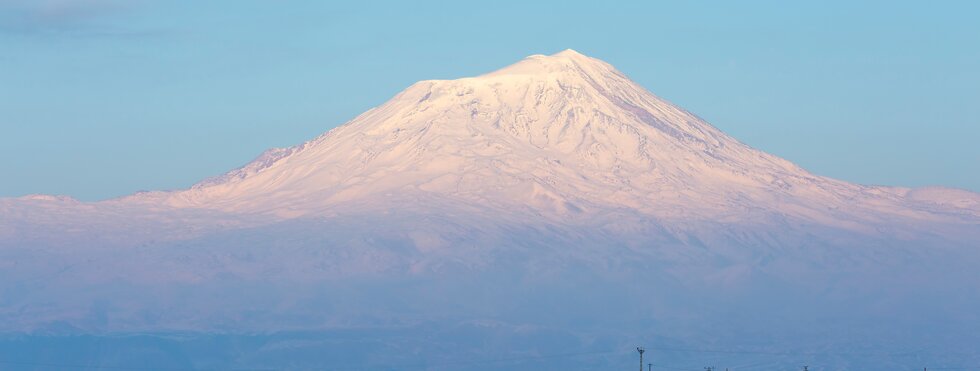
[117,49,971,229]
[2,50,979,370]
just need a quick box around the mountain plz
[1,50,979,370]
[110,49,974,234]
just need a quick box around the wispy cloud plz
[0,0,149,38]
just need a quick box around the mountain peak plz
[553,48,586,57]
[479,49,617,80]
[545,48,593,62]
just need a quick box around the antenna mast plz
[637,347,645,371]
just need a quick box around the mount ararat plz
[1,50,978,370]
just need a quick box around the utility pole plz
[648,363,652,371]
[803,366,809,371]
[705,367,714,371]
[637,347,645,371]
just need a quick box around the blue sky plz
[1,0,978,200]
